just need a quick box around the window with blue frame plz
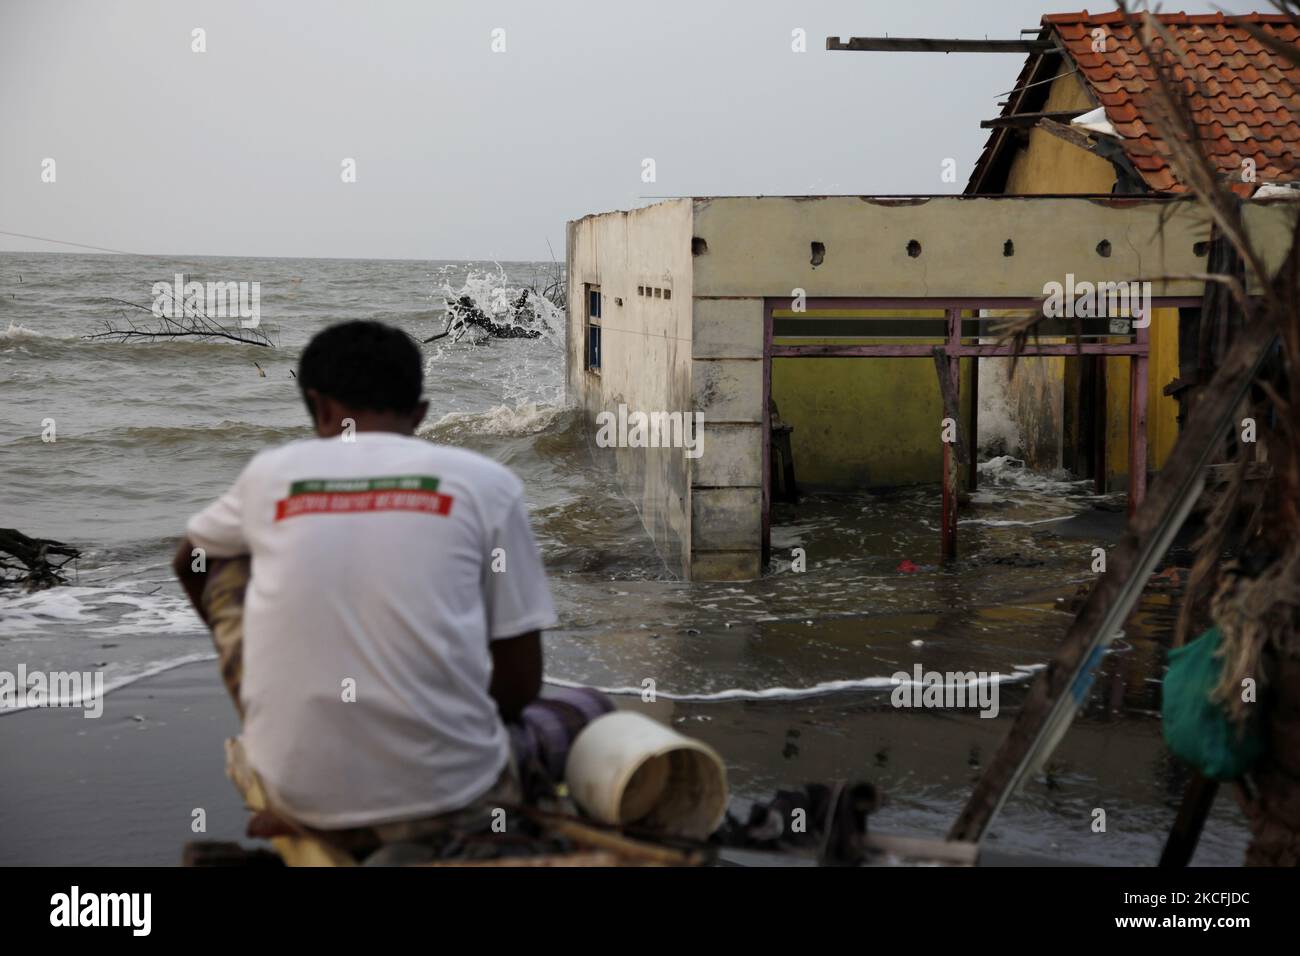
[585,284,601,371]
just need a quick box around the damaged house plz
[565,11,1299,583]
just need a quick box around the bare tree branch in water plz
[537,239,567,312]
[0,528,80,590]
[87,291,275,348]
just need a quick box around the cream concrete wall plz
[566,199,695,577]
[691,196,1223,298]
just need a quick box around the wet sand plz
[0,661,250,865]
[0,655,1250,866]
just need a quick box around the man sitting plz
[173,320,608,862]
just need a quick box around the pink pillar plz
[1127,325,1150,517]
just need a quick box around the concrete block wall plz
[690,298,764,580]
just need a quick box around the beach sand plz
[0,660,251,865]
[0,658,1251,866]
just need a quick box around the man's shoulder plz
[242,435,523,499]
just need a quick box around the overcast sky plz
[0,0,1264,261]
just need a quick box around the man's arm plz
[172,536,211,626]
[489,631,542,722]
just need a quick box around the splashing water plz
[424,266,567,410]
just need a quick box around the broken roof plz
[967,11,1300,195]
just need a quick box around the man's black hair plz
[297,321,423,414]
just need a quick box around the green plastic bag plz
[1162,626,1265,781]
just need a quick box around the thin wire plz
[0,229,147,256]
[995,64,1079,100]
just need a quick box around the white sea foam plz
[958,515,1074,528]
[0,585,202,637]
[1,321,50,341]
[977,455,1091,495]
[547,668,1035,703]
[433,267,565,341]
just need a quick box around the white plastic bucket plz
[564,711,728,840]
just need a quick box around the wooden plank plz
[1128,346,1150,516]
[827,36,1053,53]
[1036,116,1099,152]
[865,832,978,866]
[762,300,774,565]
[932,348,962,425]
[1159,773,1219,867]
[981,109,1087,129]
[516,807,710,867]
[420,851,627,868]
[771,343,1151,358]
[968,353,980,490]
[934,330,965,562]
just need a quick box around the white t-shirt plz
[185,431,557,829]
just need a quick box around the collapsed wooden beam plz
[934,313,966,563]
[827,37,1054,54]
[981,110,1087,129]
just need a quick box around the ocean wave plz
[420,402,568,441]
[31,420,310,449]
[0,584,203,637]
[1,321,75,342]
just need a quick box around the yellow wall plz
[1104,309,1181,486]
[1004,63,1117,195]
[772,311,970,489]
[1000,64,1182,483]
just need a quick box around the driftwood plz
[0,528,80,590]
[425,254,564,345]
[424,291,545,344]
[87,292,273,348]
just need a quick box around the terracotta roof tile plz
[1040,11,1300,192]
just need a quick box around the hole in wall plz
[906,239,922,258]
[1193,240,1210,257]
[1003,239,1015,257]
[810,241,826,267]
[692,237,708,256]
[1096,239,1112,257]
